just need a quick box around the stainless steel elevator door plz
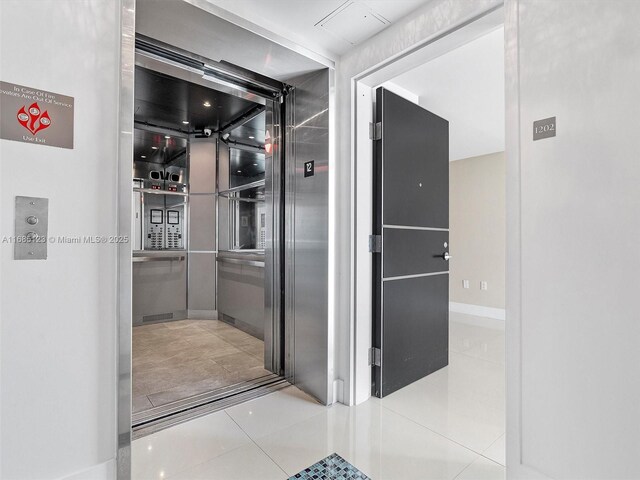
[285,69,330,404]
[373,87,450,398]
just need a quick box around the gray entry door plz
[372,87,450,398]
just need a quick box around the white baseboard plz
[450,302,505,320]
[60,459,115,480]
[188,309,218,320]
[450,302,505,329]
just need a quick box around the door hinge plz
[368,347,381,367]
[369,122,382,141]
[368,234,382,253]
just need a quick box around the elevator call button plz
[14,196,49,260]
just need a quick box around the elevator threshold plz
[132,374,288,438]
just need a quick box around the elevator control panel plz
[166,209,183,249]
[134,157,188,251]
[141,204,185,250]
[145,208,164,250]
[257,207,266,250]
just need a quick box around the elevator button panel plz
[166,210,183,249]
[145,208,164,250]
[14,196,49,260]
[141,202,185,251]
[146,224,164,250]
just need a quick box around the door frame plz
[116,2,135,478]
[116,18,298,479]
[350,2,537,477]
[350,2,505,405]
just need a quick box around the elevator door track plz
[132,374,288,438]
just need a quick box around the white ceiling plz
[390,27,505,161]
[203,0,429,58]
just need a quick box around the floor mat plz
[289,453,371,479]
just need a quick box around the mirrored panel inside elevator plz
[131,64,280,426]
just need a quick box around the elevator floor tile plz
[132,319,267,413]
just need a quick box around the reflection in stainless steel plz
[216,104,270,346]
[133,187,188,197]
[218,180,265,195]
[132,254,186,263]
[283,91,296,384]
[216,256,265,268]
[228,149,266,188]
[217,258,266,339]
[286,69,331,404]
[264,99,282,374]
[117,0,136,477]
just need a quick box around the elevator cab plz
[130,48,283,430]
[123,0,332,438]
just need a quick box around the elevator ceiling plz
[134,66,260,133]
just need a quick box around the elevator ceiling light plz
[203,101,211,107]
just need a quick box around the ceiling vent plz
[315,1,390,46]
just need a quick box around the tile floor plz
[133,319,270,414]
[132,312,505,479]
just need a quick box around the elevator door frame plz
[128,38,292,425]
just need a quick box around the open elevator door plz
[130,38,291,434]
[282,68,331,405]
[372,87,450,398]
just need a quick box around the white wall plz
[450,152,505,310]
[0,1,122,478]
[335,0,503,404]
[506,0,640,478]
[394,27,505,161]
